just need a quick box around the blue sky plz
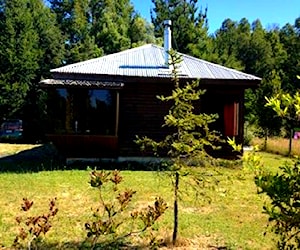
[131,0,300,33]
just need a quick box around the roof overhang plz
[39,68,261,90]
[40,74,260,90]
[40,79,124,89]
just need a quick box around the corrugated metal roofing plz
[51,44,261,81]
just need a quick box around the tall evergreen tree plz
[210,17,289,137]
[265,28,287,74]
[210,18,244,70]
[242,20,287,135]
[50,0,102,63]
[129,13,157,47]
[244,20,275,76]
[90,0,134,54]
[279,17,300,93]
[136,50,220,245]
[151,0,209,56]
[253,71,283,145]
[235,18,251,68]
[0,0,64,120]
[51,0,153,56]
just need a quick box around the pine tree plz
[90,0,133,54]
[136,50,220,244]
[50,0,102,63]
[241,20,273,76]
[279,18,300,93]
[0,0,65,141]
[245,21,287,136]
[211,18,244,70]
[253,71,283,148]
[129,13,157,47]
[151,0,209,56]
[0,0,36,117]
[0,0,64,119]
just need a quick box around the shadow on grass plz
[0,143,241,173]
[0,143,66,172]
[0,143,171,173]
[8,238,230,250]
[68,158,171,172]
[10,240,155,250]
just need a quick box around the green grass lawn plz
[0,151,287,249]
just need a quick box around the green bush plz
[244,123,255,146]
[84,169,168,249]
[255,159,300,249]
[12,198,58,249]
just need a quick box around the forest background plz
[0,0,299,141]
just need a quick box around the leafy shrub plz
[12,197,58,249]
[255,159,300,249]
[84,169,168,249]
[244,123,255,146]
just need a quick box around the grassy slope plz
[0,152,285,249]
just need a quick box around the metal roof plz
[50,44,261,81]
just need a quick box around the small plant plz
[136,50,221,245]
[244,122,255,146]
[12,197,58,249]
[265,91,300,156]
[255,159,300,249]
[229,121,300,248]
[85,169,168,249]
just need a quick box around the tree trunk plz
[288,128,293,156]
[263,129,268,151]
[172,172,179,245]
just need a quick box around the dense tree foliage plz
[151,1,299,137]
[0,0,64,122]
[0,0,299,141]
[151,0,209,57]
[209,16,298,136]
[50,0,102,63]
[0,0,154,132]
[210,18,246,70]
[49,0,156,58]
[279,19,300,92]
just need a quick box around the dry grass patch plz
[252,137,300,156]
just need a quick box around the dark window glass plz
[46,88,116,135]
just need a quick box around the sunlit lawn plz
[0,149,287,249]
[0,143,40,157]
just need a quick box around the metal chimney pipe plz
[163,20,172,67]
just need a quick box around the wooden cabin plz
[40,22,260,158]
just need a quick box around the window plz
[46,88,117,135]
